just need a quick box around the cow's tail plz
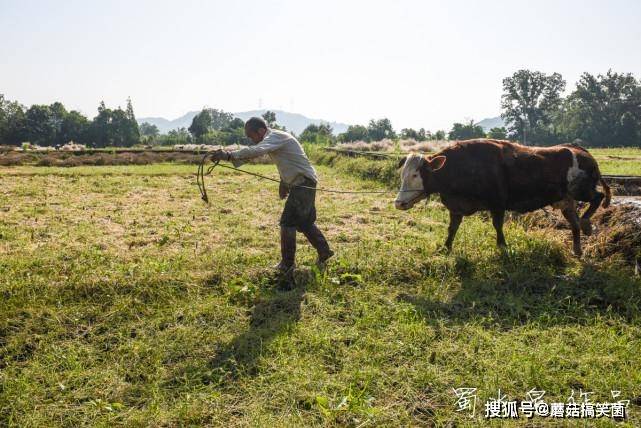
[600,177,611,208]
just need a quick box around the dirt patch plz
[518,199,641,266]
[606,177,641,196]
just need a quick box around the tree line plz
[501,69,641,147]
[2,69,639,148]
[0,96,140,147]
[320,69,641,147]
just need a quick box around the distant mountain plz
[137,111,200,134]
[233,110,350,135]
[476,116,505,132]
[138,109,350,135]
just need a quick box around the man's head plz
[244,117,269,144]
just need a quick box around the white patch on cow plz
[395,153,426,210]
[566,151,581,186]
[567,151,585,190]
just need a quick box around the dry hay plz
[336,139,451,153]
[0,149,271,167]
[518,200,641,266]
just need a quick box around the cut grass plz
[0,163,640,426]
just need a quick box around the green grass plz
[1,163,640,426]
[589,148,641,176]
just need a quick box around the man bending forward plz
[211,117,334,272]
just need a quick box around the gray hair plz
[245,117,268,133]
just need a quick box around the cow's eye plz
[412,174,418,178]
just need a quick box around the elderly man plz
[211,117,334,272]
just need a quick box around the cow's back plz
[433,139,582,214]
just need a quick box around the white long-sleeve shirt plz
[229,129,318,185]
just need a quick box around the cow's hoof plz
[580,219,592,236]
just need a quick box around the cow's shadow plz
[206,269,314,385]
[398,242,641,329]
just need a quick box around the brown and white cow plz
[395,139,611,256]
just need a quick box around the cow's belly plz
[506,182,567,213]
[440,194,491,216]
[507,192,566,213]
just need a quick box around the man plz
[211,117,334,272]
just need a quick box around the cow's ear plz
[428,155,446,171]
[397,156,407,169]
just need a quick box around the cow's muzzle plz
[394,192,424,210]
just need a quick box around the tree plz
[448,120,486,140]
[433,130,446,140]
[367,118,396,141]
[501,70,566,145]
[487,127,507,139]
[262,110,277,127]
[25,104,56,146]
[188,109,212,140]
[159,127,192,146]
[110,108,132,146]
[0,94,8,143]
[558,71,641,147]
[400,128,428,141]
[226,117,245,130]
[60,110,90,144]
[87,100,140,147]
[89,101,111,147]
[140,122,160,137]
[299,122,334,144]
[210,109,234,130]
[338,124,368,142]
[124,97,141,145]
[49,102,68,146]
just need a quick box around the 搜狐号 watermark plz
[453,387,629,419]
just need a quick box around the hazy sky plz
[2,0,641,130]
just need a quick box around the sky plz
[2,0,641,131]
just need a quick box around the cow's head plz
[394,153,446,210]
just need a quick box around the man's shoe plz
[300,224,333,269]
[316,249,335,269]
[273,260,295,273]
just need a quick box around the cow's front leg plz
[491,210,507,248]
[444,211,463,251]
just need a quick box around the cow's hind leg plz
[444,211,463,251]
[560,201,582,256]
[578,190,604,236]
[490,210,507,248]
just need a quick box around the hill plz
[476,116,505,132]
[138,109,350,135]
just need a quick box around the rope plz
[196,153,424,203]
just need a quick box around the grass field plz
[590,148,641,176]
[1,162,640,426]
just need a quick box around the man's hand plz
[279,182,289,200]
[210,149,230,162]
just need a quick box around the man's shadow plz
[398,241,641,329]
[207,269,315,385]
